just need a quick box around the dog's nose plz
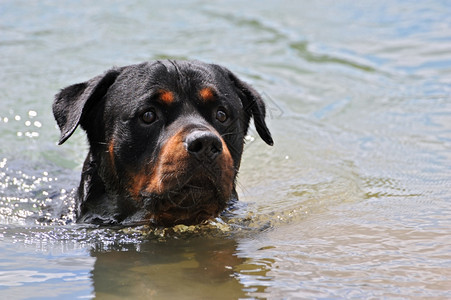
[185,131,223,161]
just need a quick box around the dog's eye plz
[141,110,157,124]
[216,109,228,123]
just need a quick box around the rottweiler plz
[53,60,273,226]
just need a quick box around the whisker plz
[220,130,247,138]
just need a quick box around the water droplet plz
[28,110,37,117]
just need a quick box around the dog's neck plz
[77,151,131,225]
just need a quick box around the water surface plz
[1,0,450,299]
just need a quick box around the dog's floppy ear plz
[218,66,273,146]
[53,69,121,145]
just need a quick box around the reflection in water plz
[90,236,247,299]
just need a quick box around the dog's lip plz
[141,183,220,208]
[143,169,220,194]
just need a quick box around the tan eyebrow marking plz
[199,87,215,102]
[159,90,174,104]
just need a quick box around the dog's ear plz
[217,66,273,146]
[53,69,121,145]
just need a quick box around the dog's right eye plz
[216,108,228,123]
[141,110,157,124]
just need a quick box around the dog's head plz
[53,60,273,226]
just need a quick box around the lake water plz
[1,1,450,299]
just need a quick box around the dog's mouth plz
[141,176,230,226]
[126,126,236,227]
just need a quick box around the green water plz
[1,1,450,299]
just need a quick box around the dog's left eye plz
[141,110,157,124]
[216,109,228,123]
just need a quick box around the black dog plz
[53,60,273,226]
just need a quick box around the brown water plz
[1,0,450,299]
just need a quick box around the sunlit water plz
[1,1,450,299]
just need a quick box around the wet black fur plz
[53,60,273,226]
